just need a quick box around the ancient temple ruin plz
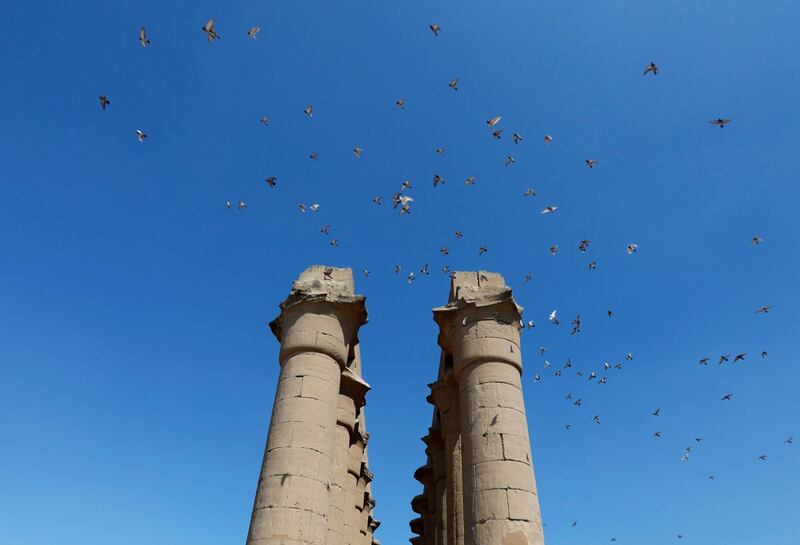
[246,266,544,545]
[409,271,544,545]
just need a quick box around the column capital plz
[341,367,371,409]
[270,266,368,369]
[433,271,524,376]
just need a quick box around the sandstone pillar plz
[429,378,465,545]
[330,365,370,545]
[247,266,367,545]
[434,272,544,545]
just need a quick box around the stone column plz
[434,272,544,545]
[330,366,370,545]
[425,427,447,545]
[429,377,465,545]
[247,266,367,545]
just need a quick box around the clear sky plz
[1,1,798,544]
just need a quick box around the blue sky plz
[1,1,798,544]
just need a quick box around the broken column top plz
[438,270,522,313]
[270,265,367,341]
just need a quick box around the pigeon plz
[465,176,477,185]
[574,399,583,407]
[395,98,406,109]
[136,129,147,142]
[420,264,430,275]
[309,152,318,160]
[643,62,658,76]
[298,204,307,213]
[505,155,516,167]
[549,310,558,322]
[225,201,232,209]
[523,188,536,197]
[265,177,277,188]
[449,78,459,91]
[454,231,463,239]
[238,200,247,210]
[304,105,313,117]
[98,95,110,110]
[710,118,731,128]
[587,261,598,270]
[527,320,535,330]
[435,147,446,155]
[353,147,363,157]
[247,27,260,39]
[478,246,488,255]
[550,245,559,255]
[593,415,601,425]
[512,132,523,144]
[751,236,764,245]
[625,353,634,361]
[626,243,639,254]
[260,115,269,126]
[330,239,339,247]
[400,179,412,191]
[543,134,553,144]
[430,23,441,36]
[440,247,450,256]
[585,159,599,168]
[139,27,150,47]
[486,116,502,128]
[407,272,416,284]
[492,129,503,139]
[579,239,590,252]
[309,204,320,212]
[372,196,382,205]
[541,206,558,214]
[202,19,220,42]
[394,265,402,274]
[320,225,330,235]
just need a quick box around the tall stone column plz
[434,272,544,545]
[429,377,464,545]
[424,426,446,545]
[247,266,367,545]
[330,365,370,545]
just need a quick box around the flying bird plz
[247,27,260,39]
[430,23,441,36]
[433,174,444,187]
[395,98,406,109]
[585,159,599,168]
[449,78,459,91]
[512,133,523,144]
[755,305,773,314]
[238,200,247,210]
[486,116,502,128]
[304,105,313,117]
[751,235,763,245]
[435,147,445,155]
[353,147,363,157]
[543,134,553,144]
[136,129,147,142]
[505,155,516,167]
[202,19,220,42]
[643,62,658,76]
[98,95,110,110]
[710,118,731,128]
[260,115,269,126]
[454,231,464,239]
[523,188,536,197]
[139,27,150,47]
[721,393,733,401]
[541,206,558,214]
[626,243,639,254]
[265,177,277,188]
[465,176,476,185]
